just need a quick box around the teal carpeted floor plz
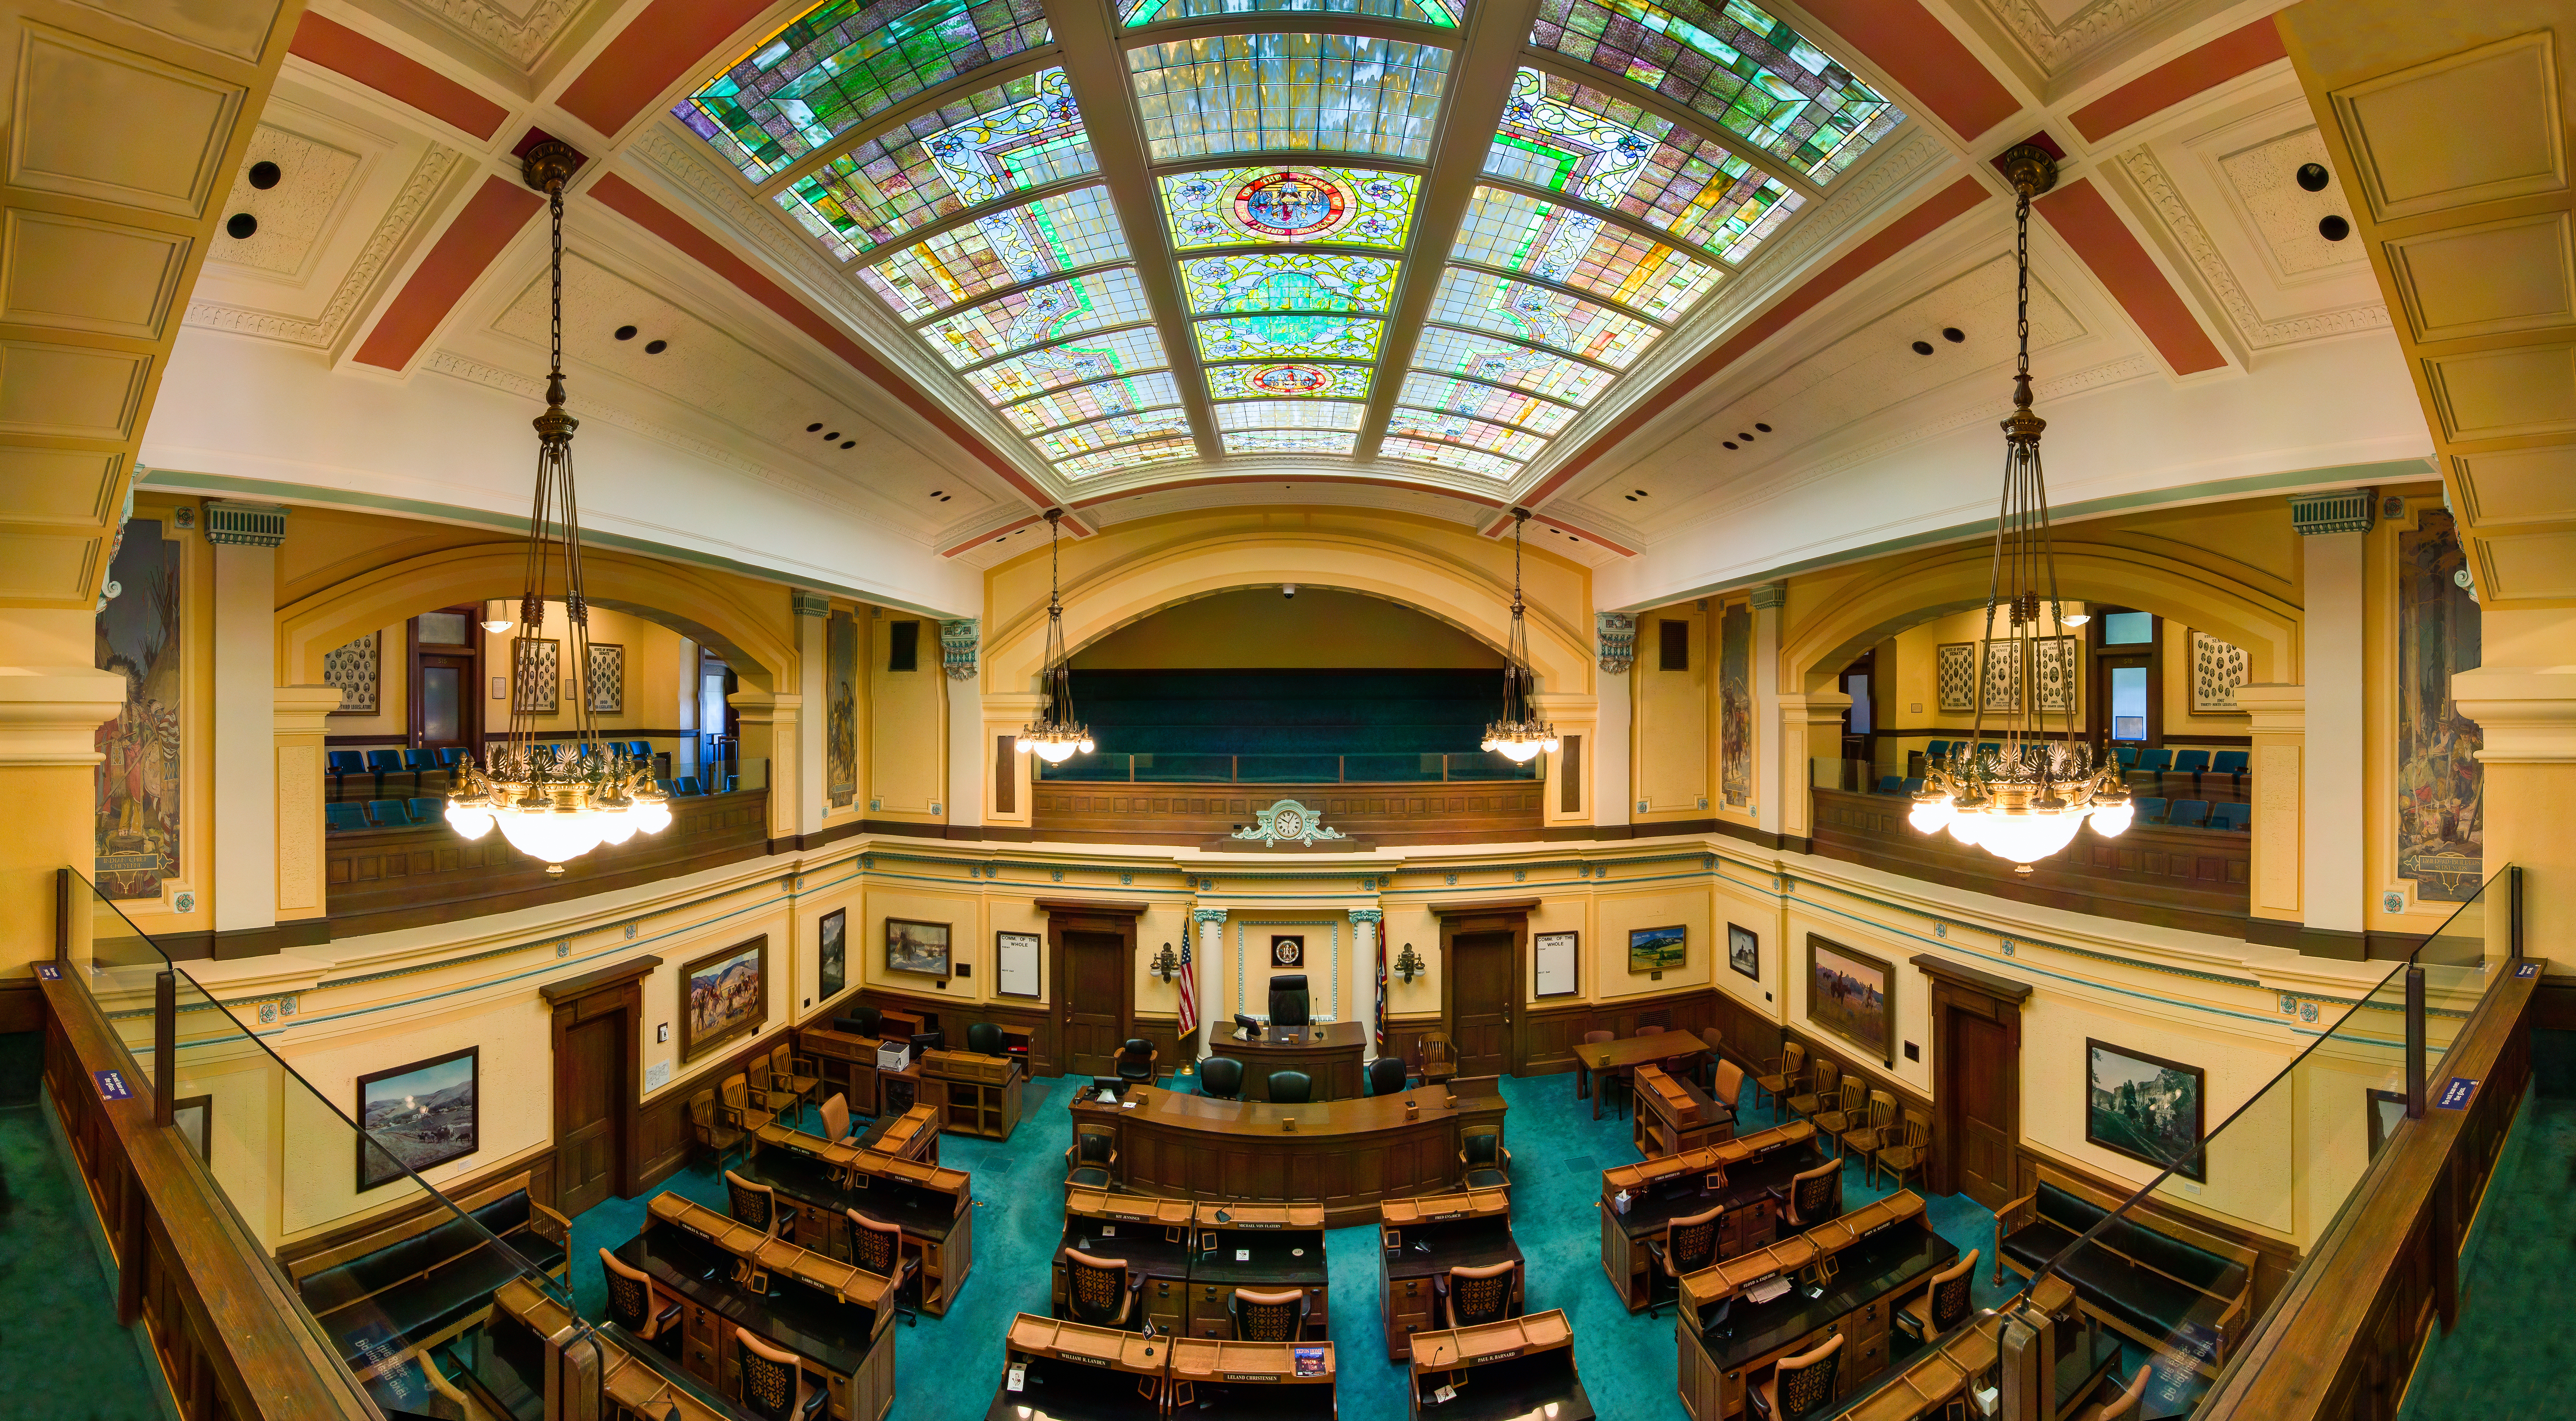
[566,1070,2031,1420]
[0,1031,173,1420]
[2394,1028,2576,1421]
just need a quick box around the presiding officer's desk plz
[1408,1310,1595,1421]
[1379,1188,1520,1360]
[985,1314,1169,1421]
[1072,1077,1507,1228]
[1599,1121,1822,1311]
[1058,1190,1197,1335]
[1673,1191,1949,1421]
[1186,1202,1330,1337]
[618,1193,896,1421]
[745,1119,974,1314]
[1219,1019,1369,1100]
[1167,1338,1337,1417]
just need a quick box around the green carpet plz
[0,1032,174,1421]
[566,1070,2021,1420]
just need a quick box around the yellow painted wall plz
[1072,587,1502,669]
[866,608,944,818]
[473,601,689,737]
[1635,603,1710,818]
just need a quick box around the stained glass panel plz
[1180,251,1398,315]
[1033,408,1197,458]
[1213,399,1367,430]
[1397,372,1577,434]
[1123,0,1462,27]
[860,187,1127,321]
[1427,266,1660,367]
[1056,437,1199,477]
[1411,324,1618,404]
[1387,407,1550,459]
[1489,69,1802,262]
[674,0,1051,180]
[965,326,1168,404]
[1162,166,1417,250]
[1382,437,1521,476]
[1225,430,1359,453]
[1129,34,1452,163]
[1452,186,1716,320]
[1001,371,1182,433]
[1195,313,1383,361]
[1206,362,1374,401]
[775,68,1093,260]
[1528,0,1898,180]
[919,268,1153,368]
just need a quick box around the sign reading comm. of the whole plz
[94,1069,134,1102]
[2435,1077,2480,1111]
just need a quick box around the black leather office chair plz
[1114,1039,1158,1085]
[847,1207,921,1327]
[833,1005,882,1038]
[598,1248,681,1358]
[1199,1056,1244,1099]
[1267,1070,1313,1104]
[967,1022,1004,1056]
[1060,1249,1143,1331]
[735,1329,827,1420]
[1460,1127,1511,1190]
[1646,1206,1721,1320]
[1269,974,1311,1026]
[1366,1056,1410,1096]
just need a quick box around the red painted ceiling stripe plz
[1523,173,1990,508]
[290,13,509,140]
[588,172,1063,515]
[557,0,775,139]
[1796,0,2021,141]
[354,174,541,371]
[2037,176,2228,375]
[2070,17,2288,142]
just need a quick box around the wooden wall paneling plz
[1031,782,1545,844]
[1519,999,1592,1076]
[2008,1143,2301,1330]
[637,1024,798,1192]
[1382,1015,1439,1076]
[1782,1024,1939,1178]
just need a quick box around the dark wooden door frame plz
[1912,953,2029,1200]
[539,954,658,1209]
[1039,900,1147,1072]
[408,605,484,751]
[1431,899,1536,1075]
[2088,609,2163,753]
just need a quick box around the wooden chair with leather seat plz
[1228,1287,1314,1341]
[1114,1039,1158,1087]
[1366,1056,1410,1096]
[1840,1088,1897,1165]
[1460,1125,1511,1190]
[1894,1248,1979,1346]
[1065,1123,1118,1189]
[1752,1041,1807,1121]
[1749,1332,1843,1419]
[817,1092,862,1146]
[745,1054,787,1117]
[1811,1075,1867,1153]
[2073,1365,2153,1421]
[1267,1069,1314,1104]
[598,1247,682,1359]
[724,1171,795,1289]
[734,1328,827,1420]
[1696,1027,1727,1090]
[1197,1056,1244,1099]
[770,1042,820,1117]
[1438,1259,1518,1329]
[688,1089,748,1173]
[1872,1107,1931,1191]
[1060,1249,1145,1331]
[1418,1031,1457,1088]
[1785,1056,1838,1127]
[1582,1030,1632,1120]
[720,1072,775,1136]
[1776,1158,1843,1230]
[847,1207,921,1327]
[1710,1058,1749,1115]
[1645,1205,1722,1319]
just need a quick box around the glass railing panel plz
[1342,752,1446,781]
[1135,752,1236,782]
[1449,750,1541,780]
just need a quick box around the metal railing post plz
[2405,965,2427,1119]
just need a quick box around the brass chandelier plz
[1018,508,1094,764]
[1908,145,2129,873]
[445,141,669,871]
[1482,507,1559,763]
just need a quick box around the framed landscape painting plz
[1806,935,1892,1064]
[818,909,846,1001]
[356,1046,479,1192]
[1628,924,1687,972]
[885,918,952,978]
[2086,1039,2206,1181]
[680,938,767,1063]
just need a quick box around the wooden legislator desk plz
[984,1314,1168,1420]
[1409,1310,1595,1421]
[1380,1188,1520,1360]
[1072,1078,1508,1228]
[1167,1337,1335,1416]
[1219,1019,1368,1100]
[1053,1195,1332,1341]
[1573,1033,1708,1120]
[1599,1121,1821,1311]
[1634,1062,1735,1156]
[744,1120,975,1315]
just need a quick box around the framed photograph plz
[355,1046,480,1192]
[2366,1088,2408,1161]
[1728,924,1760,982]
[818,909,847,1002]
[1806,935,1893,1064]
[1935,642,1977,714]
[885,918,952,978]
[2085,1038,2207,1181]
[1979,639,2022,714]
[322,631,380,714]
[1628,924,1687,972]
[2034,636,2079,715]
[1271,934,1305,968]
[2191,630,2250,713]
[1534,931,1578,997]
[172,1094,212,1165]
[680,938,768,1064]
[996,930,1041,997]
[587,643,625,714]
[512,637,560,714]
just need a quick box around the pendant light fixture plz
[1482,507,1559,764]
[1018,508,1094,765]
[1909,145,2128,873]
[444,141,669,871]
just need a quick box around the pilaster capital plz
[727,690,801,724]
[1348,908,1384,924]
[203,500,286,547]
[1749,581,1788,610]
[2232,683,2306,736]
[940,619,980,682]
[1595,612,1636,675]
[1192,907,1228,925]
[273,684,344,736]
[2289,489,2375,536]
[1777,690,1852,727]
[789,591,830,618]
[2455,666,2576,763]
[0,666,126,765]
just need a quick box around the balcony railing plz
[1036,750,1540,783]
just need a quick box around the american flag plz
[1176,938,1197,1040]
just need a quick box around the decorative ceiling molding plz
[403,0,589,71]
[187,141,463,347]
[2115,143,2390,348]
[1977,0,2173,76]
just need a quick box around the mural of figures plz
[827,610,857,808]
[1720,601,1752,808]
[94,519,180,900]
[2398,509,2482,902]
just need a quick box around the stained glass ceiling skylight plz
[679,0,1901,485]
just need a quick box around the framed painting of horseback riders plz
[1806,934,1893,1067]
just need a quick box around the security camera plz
[1281,584,1298,599]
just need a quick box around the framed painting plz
[2085,1039,2206,1181]
[2034,636,2079,715]
[818,909,846,1002]
[1628,924,1687,972]
[1728,923,1760,982]
[512,637,560,714]
[587,643,625,714]
[1271,934,1305,968]
[322,631,380,714]
[1806,935,1892,1064]
[680,938,767,1064]
[885,918,952,978]
[1979,640,2022,714]
[1935,642,1976,713]
[356,1045,480,1192]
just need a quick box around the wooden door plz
[415,653,477,753]
[554,1008,623,1215]
[1953,1010,2015,1209]
[1061,930,1126,1076]
[1449,930,1515,1077]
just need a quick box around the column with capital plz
[208,501,286,941]
[1191,906,1226,1060]
[1350,907,1384,1055]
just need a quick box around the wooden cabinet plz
[1385,1273,1435,1358]
[923,1050,1022,1140]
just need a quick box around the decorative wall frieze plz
[1595,611,1636,674]
[940,619,980,680]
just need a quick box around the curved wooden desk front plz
[1075,1081,1507,1228]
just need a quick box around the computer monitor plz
[911,1031,943,1055]
[1089,1076,1127,1102]
[1233,1013,1262,1038]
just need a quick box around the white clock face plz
[1274,809,1305,837]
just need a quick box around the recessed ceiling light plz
[1723,441,1738,449]
[615,325,638,340]
[224,212,257,239]
[1754,422,1772,432]
[2318,215,2351,241]
[806,422,822,432]
[840,440,855,449]
[1737,432,1754,441]
[1911,339,1934,355]
[645,339,668,353]
[825,432,841,440]
[247,160,281,190]
[1941,327,1964,343]
[2297,162,2330,192]
[1634,489,1649,496]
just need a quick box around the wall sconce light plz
[1393,942,1425,984]
[1150,942,1179,983]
